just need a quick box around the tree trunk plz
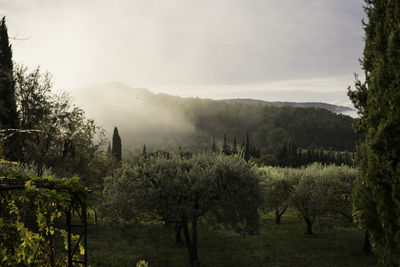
[181,218,199,266]
[191,218,198,263]
[304,216,313,235]
[275,207,287,224]
[275,210,281,224]
[363,230,371,253]
[175,223,183,245]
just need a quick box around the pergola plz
[0,178,88,267]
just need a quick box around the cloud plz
[4,0,365,98]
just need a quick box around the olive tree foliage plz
[259,166,295,224]
[103,153,262,266]
[291,163,356,234]
[13,65,106,180]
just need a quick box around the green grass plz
[87,211,377,267]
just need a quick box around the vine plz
[0,159,88,266]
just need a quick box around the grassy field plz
[87,211,377,267]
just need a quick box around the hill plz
[71,82,357,153]
[219,99,355,114]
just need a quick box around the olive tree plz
[103,153,262,266]
[259,166,295,224]
[291,163,356,234]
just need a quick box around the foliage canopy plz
[348,0,400,264]
[103,153,262,265]
[0,159,88,266]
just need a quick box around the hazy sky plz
[2,0,365,105]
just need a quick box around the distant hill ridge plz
[219,98,354,114]
[74,82,354,115]
[72,81,357,152]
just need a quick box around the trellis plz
[0,178,88,267]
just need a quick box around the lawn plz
[87,211,377,266]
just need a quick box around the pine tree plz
[111,127,122,162]
[349,1,400,264]
[0,17,19,160]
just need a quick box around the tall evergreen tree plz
[0,17,19,160]
[107,141,111,155]
[111,127,122,162]
[232,136,237,154]
[349,1,400,264]
[220,134,230,155]
[211,135,216,152]
[244,131,250,161]
[143,144,147,158]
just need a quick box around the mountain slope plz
[72,82,357,153]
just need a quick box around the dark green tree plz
[0,17,19,160]
[112,127,122,162]
[244,131,250,161]
[349,1,400,264]
[220,134,231,155]
[142,144,147,158]
[107,142,111,155]
[232,136,237,154]
[211,135,216,152]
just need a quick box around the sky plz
[1,0,365,106]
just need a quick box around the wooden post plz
[66,208,72,267]
[83,203,88,266]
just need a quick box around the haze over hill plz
[71,82,357,153]
[72,82,196,150]
[219,99,354,114]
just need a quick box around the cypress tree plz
[232,136,237,154]
[277,140,287,166]
[143,144,147,158]
[220,134,230,155]
[0,17,19,160]
[107,142,111,155]
[349,1,400,264]
[178,145,183,158]
[244,131,250,161]
[211,136,216,152]
[111,127,122,162]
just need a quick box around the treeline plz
[275,140,354,167]
[211,135,354,167]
